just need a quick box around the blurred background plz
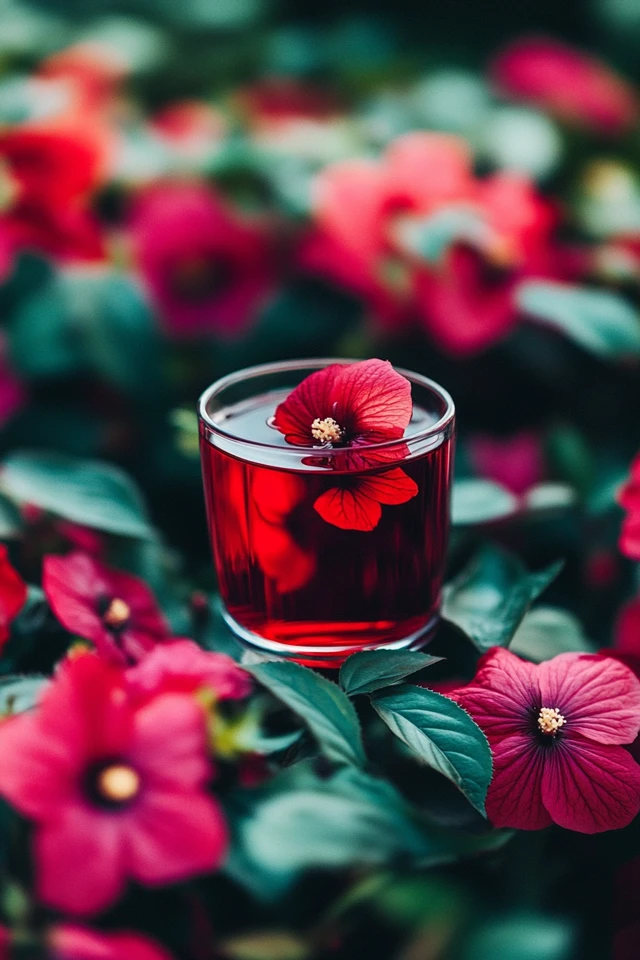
[0,0,640,957]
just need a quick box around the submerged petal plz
[314,486,382,531]
[357,468,418,505]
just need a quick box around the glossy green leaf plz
[340,650,442,696]
[371,685,492,815]
[442,546,562,652]
[517,280,640,358]
[509,606,595,662]
[247,660,366,766]
[461,913,575,960]
[0,451,154,539]
[0,495,22,538]
[452,479,519,525]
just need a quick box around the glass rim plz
[198,357,455,455]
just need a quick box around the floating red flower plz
[306,134,564,355]
[273,359,418,531]
[453,648,640,833]
[0,653,227,915]
[126,638,252,704]
[129,182,274,339]
[43,552,171,666]
[618,453,640,561]
[49,925,173,960]
[490,37,637,136]
[0,546,27,653]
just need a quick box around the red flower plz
[467,431,545,496]
[490,37,637,136]
[49,925,173,960]
[454,648,640,833]
[129,182,274,339]
[618,453,640,561]
[0,653,227,915]
[273,359,417,531]
[43,552,171,666]
[126,639,252,703]
[306,134,563,355]
[0,546,27,653]
[616,597,640,657]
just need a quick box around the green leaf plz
[517,280,640,358]
[0,676,48,716]
[442,546,562,652]
[0,495,22,538]
[340,650,442,696]
[461,913,575,960]
[399,207,487,263]
[452,479,519,525]
[509,606,595,662]
[371,685,492,815]
[0,451,154,539]
[522,483,577,513]
[247,661,366,767]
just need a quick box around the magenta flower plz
[49,925,173,960]
[618,452,640,561]
[130,182,274,339]
[0,653,228,915]
[43,552,171,666]
[467,431,545,496]
[0,546,27,653]
[454,648,640,834]
[126,638,252,704]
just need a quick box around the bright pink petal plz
[130,693,212,790]
[538,653,640,745]
[332,359,412,438]
[36,805,125,915]
[314,160,385,265]
[485,733,552,830]
[357,468,418,506]
[314,486,382,531]
[126,639,251,702]
[0,710,76,818]
[0,545,27,650]
[620,515,640,562]
[127,790,228,885]
[541,734,640,833]
[272,364,342,445]
[383,132,474,211]
[43,552,106,642]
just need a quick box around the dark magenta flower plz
[130,181,274,339]
[618,453,640,561]
[454,647,640,833]
[0,653,228,915]
[490,36,637,136]
[273,359,417,531]
[49,925,173,960]
[467,431,545,496]
[0,546,27,653]
[43,552,171,666]
[126,638,252,704]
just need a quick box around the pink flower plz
[129,182,274,339]
[43,552,171,666]
[467,431,545,496]
[616,597,640,657]
[273,359,418,531]
[0,653,227,915]
[0,546,27,652]
[126,638,251,703]
[490,37,637,136]
[618,453,640,561]
[49,925,173,960]
[454,648,640,833]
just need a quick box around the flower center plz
[311,417,344,444]
[102,597,131,628]
[537,706,566,736]
[96,764,141,804]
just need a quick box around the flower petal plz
[538,653,640,745]
[126,790,228,885]
[314,159,385,265]
[36,805,125,915]
[0,711,76,818]
[383,132,474,211]
[485,733,552,830]
[463,647,540,706]
[357,468,418,506]
[314,486,382,531]
[130,693,212,791]
[541,734,640,833]
[452,686,531,744]
[273,364,343,446]
[332,359,412,438]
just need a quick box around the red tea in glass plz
[199,359,455,667]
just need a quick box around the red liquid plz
[200,392,453,666]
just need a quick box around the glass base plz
[219,604,440,668]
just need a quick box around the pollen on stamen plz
[311,417,344,445]
[538,706,566,736]
[103,597,131,628]
[97,764,141,803]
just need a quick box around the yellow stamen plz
[538,706,566,736]
[311,417,344,444]
[97,764,140,803]
[103,598,131,627]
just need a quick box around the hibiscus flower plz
[618,452,640,561]
[49,925,173,960]
[43,552,171,666]
[467,430,545,496]
[273,359,418,531]
[490,36,637,136]
[0,546,27,652]
[0,653,227,915]
[129,181,274,339]
[453,647,640,833]
[126,638,252,703]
